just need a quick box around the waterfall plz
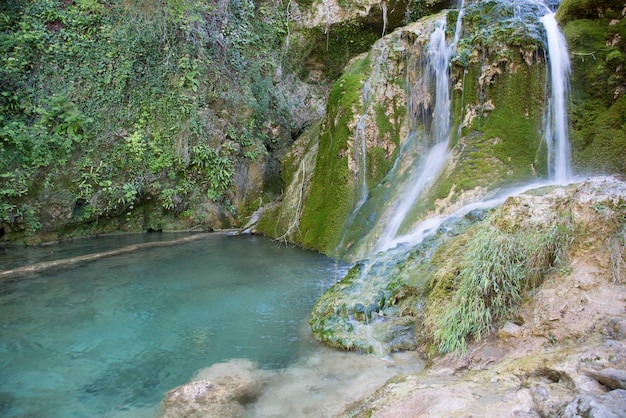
[311,1,581,356]
[336,0,573,260]
[453,0,465,47]
[380,0,388,37]
[541,11,572,184]
[354,115,369,209]
[374,17,454,254]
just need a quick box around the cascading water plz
[508,0,572,182]
[314,1,578,355]
[374,17,454,254]
[541,10,572,183]
[315,16,466,355]
[373,0,573,253]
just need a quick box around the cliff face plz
[0,0,333,243]
[256,0,626,364]
[1,0,623,244]
[259,1,560,257]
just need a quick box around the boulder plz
[161,359,265,418]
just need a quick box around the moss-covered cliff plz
[557,0,626,173]
[260,1,560,257]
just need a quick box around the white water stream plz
[374,0,573,254]
[541,11,572,183]
[374,17,455,253]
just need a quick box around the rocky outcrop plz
[341,331,626,417]
[309,176,626,355]
[337,178,626,417]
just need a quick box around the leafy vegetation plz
[0,0,298,240]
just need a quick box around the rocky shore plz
[161,177,626,417]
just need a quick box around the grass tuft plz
[430,219,572,354]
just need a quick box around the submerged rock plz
[160,359,265,418]
[162,380,247,418]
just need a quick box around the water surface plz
[0,233,366,417]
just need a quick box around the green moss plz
[299,20,380,82]
[299,59,370,253]
[420,60,546,217]
[571,97,626,173]
[563,12,626,175]
[556,0,625,24]
[367,147,391,187]
[255,203,282,237]
[366,103,401,186]
[563,19,609,51]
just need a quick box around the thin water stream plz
[0,234,423,417]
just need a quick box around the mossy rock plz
[298,57,371,253]
[561,7,626,174]
[556,0,625,23]
[309,210,487,353]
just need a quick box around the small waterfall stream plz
[336,45,389,253]
[375,17,455,253]
[541,10,572,183]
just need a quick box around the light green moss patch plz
[299,58,370,253]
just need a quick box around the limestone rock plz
[582,368,626,391]
[498,321,523,340]
[162,380,246,418]
[161,360,265,418]
[562,390,626,418]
